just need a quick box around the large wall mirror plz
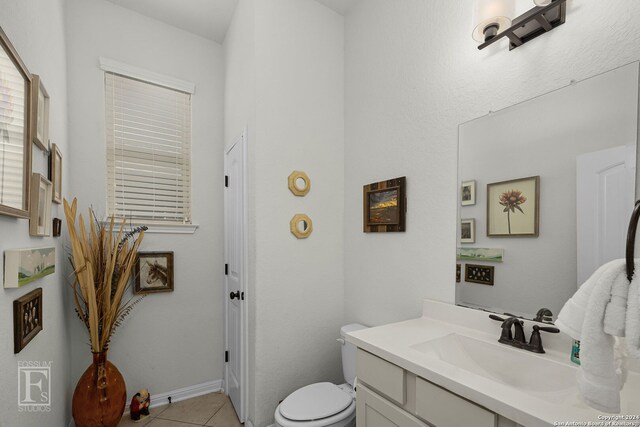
[456,62,640,321]
[0,26,32,218]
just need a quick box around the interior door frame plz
[224,127,248,422]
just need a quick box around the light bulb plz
[472,0,515,43]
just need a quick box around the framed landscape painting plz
[363,177,406,233]
[487,176,540,237]
[4,247,55,288]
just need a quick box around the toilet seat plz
[275,382,356,427]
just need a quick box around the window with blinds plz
[105,72,192,224]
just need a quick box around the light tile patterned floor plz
[118,392,242,427]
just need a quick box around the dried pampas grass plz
[64,198,146,352]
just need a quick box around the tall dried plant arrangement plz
[64,198,146,353]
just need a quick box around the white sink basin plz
[411,333,577,402]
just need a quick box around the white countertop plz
[345,300,640,427]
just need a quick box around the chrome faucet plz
[490,314,559,353]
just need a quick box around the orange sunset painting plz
[368,189,399,224]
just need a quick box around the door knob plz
[230,291,240,300]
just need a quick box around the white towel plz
[556,259,623,340]
[604,266,630,337]
[577,261,628,414]
[626,268,640,358]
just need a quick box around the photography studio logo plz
[18,361,51,412]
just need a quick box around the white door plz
[577,144,636,285]
[224,130,246,421]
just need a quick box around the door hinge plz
[241,291,245,300]
[225,350,229,363]
[225,175,229,187]
[225,264,228,275]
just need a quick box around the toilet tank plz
[340,323,368,386]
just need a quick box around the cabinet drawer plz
[357,349,406,405]
[357,384,427,427]
[415,377,496,427]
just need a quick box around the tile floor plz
[118,392,242,427]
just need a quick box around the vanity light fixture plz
[474,0,567,51]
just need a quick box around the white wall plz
[457,63,639,318]
[225,1,345,425]
[0,0,71,425]
[65,0,225,400]
[344,0,640,327]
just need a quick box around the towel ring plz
[626,200,640,282]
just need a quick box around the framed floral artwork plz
[487,176,539,237]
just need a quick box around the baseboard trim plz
[69,379,224,426]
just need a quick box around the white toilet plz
[274,324,368,427]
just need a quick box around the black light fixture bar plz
[478,0,567,51]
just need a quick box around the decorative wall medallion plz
[288,171,311,196]
[465,264,494,286]
[290,214,313,239]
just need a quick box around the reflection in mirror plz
[456,63,640,322]
[0,27,31,218]
[298,220,307,232]
[295,177,306,190]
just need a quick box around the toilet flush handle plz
[336,338,345,345]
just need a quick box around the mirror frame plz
[0,26,32,218]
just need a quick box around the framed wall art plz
[363,176,406,233]
[465,264,494,286]
[4,247,55,288]
[460,218,475,243]
[487,176,540,237]
[30,74,49,151]
[134,252,174,294]
[456,264,461,283]
[461,180,476,206]
[14,287,43,353]
[457,247,504,262]
[0,25,32,218]
[29,173,52,237]
[48,142,62,203]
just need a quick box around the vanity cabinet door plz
[415,377,496,427]
[357,384,428,427]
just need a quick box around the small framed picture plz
[456,264,461,283]
[29,173,52,237]
[135,252,174,294]
[461,180,476,206]
[48,143,62,204]
[487,176,540,237]
[14,288,43,353]
[465,264,495,286]
[31,74,50,151]
[363,177,407,233]
[460,218,475,244]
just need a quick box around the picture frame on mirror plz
[465,264,494,286]
[487,176,540,237]
[30,74,49,151]
[48,143,62,203]
[29,173,52,237]
[460,218,475,243]
[0,25,32,218]
[461,180,476,206]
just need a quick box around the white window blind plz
[0,48,26,210]
[105,71,192,224]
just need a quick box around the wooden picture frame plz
[487,176,540,237]
[29,173,52,237]
[48,143,62,203]
[460,218,475,243]
[14,288,43,353]
[461,180,476,206]
[0,25,32,219]
[134,252,174,294]
[465,264,494,286]
[363,176,406,233]
[30,74,49,151]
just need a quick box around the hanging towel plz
[577,260,629,414]
[557,259,623,340]
[626,267,640,358]
[604,265,630,337]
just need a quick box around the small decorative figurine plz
[130,389,151,422]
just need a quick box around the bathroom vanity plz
[347,300,640,427]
